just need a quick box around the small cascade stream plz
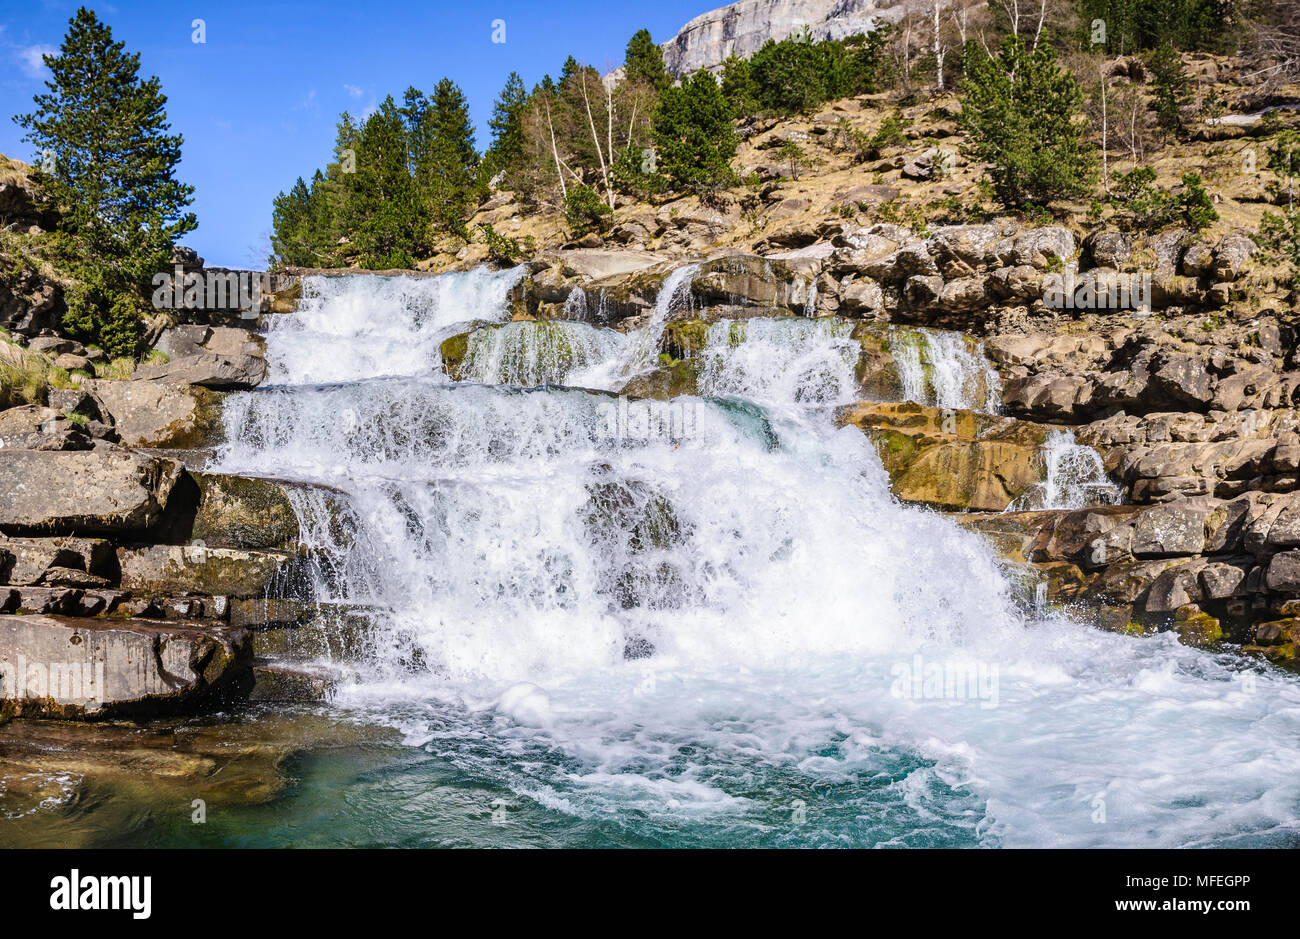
[889,327,1002,413]
[209,267,1300,848]
[1007,429,1124,512]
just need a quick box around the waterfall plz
[617,264,698,379]
[1006,429,1123,512]
[267,266,526,384]
[697,317,861,410]
[455,320,628,387]
[889,328,1001,413]
[562,287,588,320]
[210,265,1300,849]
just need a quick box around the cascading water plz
[455,320,628,388]
[890,328,1002,413]
[211,267,1300,848]
[697,317,862,409]
[1006,429,1124,512]
[618,264,698,379]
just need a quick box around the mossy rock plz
[660,319,711,360]
[268,280,302,314]
[116,544,310,600]
[1174,604,1224,649]
[439,331,472,381]
[620,360,701,399]
[188,472,303,550]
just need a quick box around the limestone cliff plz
[661,0,923,75]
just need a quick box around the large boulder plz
[0,613,251,719]
[153,471,349,552]
[690,255,807,313]
[84,378,225,448]
[116,544,310,599]
[132,351,267,390]
[0,449,182,535]
[134,325,267,390]
[836,401,1050,511]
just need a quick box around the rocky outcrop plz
[836,401,1053,511]
[660,0,922,76]
[0,449,183,535]
[85,378,225,448]
[0,614,251,719]
[963,490,1300,665]
[133,325,267,390]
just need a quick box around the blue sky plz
[0,0,712,266]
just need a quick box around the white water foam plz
[891,327,1001,413]
[212,265,1300,848]
[456,321,628,388]
[1007,429,1124,512]
[265,266,526,384]
[697,317,862,411]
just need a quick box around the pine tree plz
[351,96,426,268]
[559,56,580,87]
[14,6,196,355]
[720,56,759,117]
[652,70,737,191]
[748,30,826,114]
[426,78,480,239]
[1147,42,1192,137]
[959,36,1098,208]
[270,177,314,267]
[624,29,670,93]
[487,71,529,173]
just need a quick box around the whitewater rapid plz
[212,269,1300,848]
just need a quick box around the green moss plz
[660,319,711,360]
[1174,606,1223,649]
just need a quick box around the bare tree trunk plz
[625,97,639,148]
[1031,0,1047,49]
[1100,62,1109,194]
[605,82,616,207]
[933,1,946,90]
[543,94,567,201]
[580,72,614,211]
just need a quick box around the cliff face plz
[661,0,923,75]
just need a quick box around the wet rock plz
[836,401,1050,511]
[249,661,339,703]
[116,544,309,599]
[690,255,803,312]
[169,472,322,551]
[0,613,251,719]
[1174,603,1223,648]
